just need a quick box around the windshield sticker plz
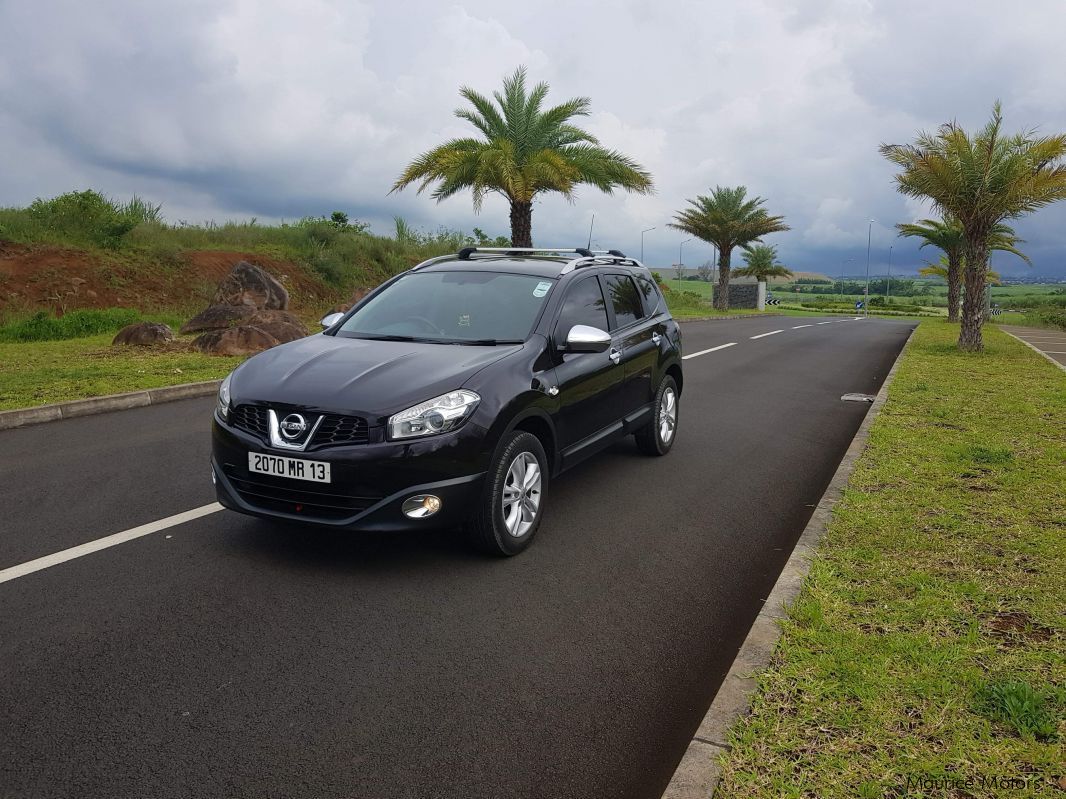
[533,281,551,298]
[458,314,471,327]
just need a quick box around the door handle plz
[651,332,662,345]
[609,347,621,365]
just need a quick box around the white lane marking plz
[816,321,832,325]
[682,342,737,360]
[791,324,813,329]
[750,330,783,339]
[1042,351,1066,354]
[852,317,864,320]
[0,503,223,585]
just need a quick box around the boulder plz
[192,325,280,356]
[213,261,289,310]
[112,321,175,347]
[245,310,308,344]
[180,303,254,334]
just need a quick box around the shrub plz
[0,308,140,342]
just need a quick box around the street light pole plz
[679,238,692,293]
[864,219,875,317]
[840,258,853,301]
[886,245,893,304]
[640,227,656,262]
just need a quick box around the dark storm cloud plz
[1,0,1063,277]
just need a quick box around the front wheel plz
[635,376,679,456]
[467,431,548,556]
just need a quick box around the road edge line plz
[676,313,784,323]
[1000,329,1066,373]
[0,380,222,432]
[661,324,918,799]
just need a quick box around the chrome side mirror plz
[565,324,611,354]
[320,312,344,329]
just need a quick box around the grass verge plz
[0,334,241,410]
[717,321,1065,797]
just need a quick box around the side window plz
[603,274,646,329]
[634,273,663,316]
[555,276,609,339]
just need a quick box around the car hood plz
[230,333,520,422]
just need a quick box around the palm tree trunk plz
[959,237,989,351]
[946,252,962,322]
[509,201,533,247]
[714,248,732,311]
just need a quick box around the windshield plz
[336,271,555,344]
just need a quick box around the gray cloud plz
[1,0,1064,277]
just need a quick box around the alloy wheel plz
[501,451,542,537]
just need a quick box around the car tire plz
[468,431,548,556]
[635,375,679,456]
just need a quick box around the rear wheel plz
[635,376,679,456]
[468,431,548,556]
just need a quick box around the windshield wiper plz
[453,338,523,346]
[352,333,437,343]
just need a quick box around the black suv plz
[211,247,683,555]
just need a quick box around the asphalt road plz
[0,315,913,799]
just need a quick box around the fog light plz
[402,495,442,519]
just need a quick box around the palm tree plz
[881,102,1066,350]
[391,67,654,247]
[897,217,1029,322]
[668,187,789,310]
[733,244,793,284]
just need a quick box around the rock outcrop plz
[181,261,308,354]
[213,261,289,310]
[179,303,254,334]
[112,322,175,346]
[192,326,280,356]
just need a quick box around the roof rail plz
[559,252,645,275]
[411,246,644,274]
[457,246,594,260]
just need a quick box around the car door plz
[602,272,660,425]
[551,273,626,462]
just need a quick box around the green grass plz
[0,334,242,410]
[0,308,141,342]
[717,321,1065,797]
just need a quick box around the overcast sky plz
[2,0,1065,278]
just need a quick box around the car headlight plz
[216,373,233,421]
[388,389,480,440]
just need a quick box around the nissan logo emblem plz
[279,413,308,440]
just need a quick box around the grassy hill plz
[0,190,497,323]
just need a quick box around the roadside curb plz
[677,313,784,322]
[661,324,917,799]
[1000,329,1066,373]
[0,380,221,432]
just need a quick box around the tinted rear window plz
[603,274,646,328]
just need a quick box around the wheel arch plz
[503,408,559,476]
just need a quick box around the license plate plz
[248,452,331,483]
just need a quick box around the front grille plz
[232,405,269,438]
[223,464,384,520]
[229,406,369,449]
[311,414,370,447]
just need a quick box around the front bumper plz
[211,418,488,531]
